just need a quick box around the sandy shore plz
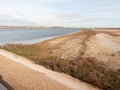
[0,49,99,90]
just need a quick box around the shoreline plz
[0,29,82,46]
[0,49,99,90]
[0,28,119,46]
[0,28,81,46]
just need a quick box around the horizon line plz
[0,25,120,29]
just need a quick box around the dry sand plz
[49,30,120,70]
[0,49,99,90]
[85,31,120,70]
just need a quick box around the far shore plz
[0,26,82,29]
[0,26,119,30]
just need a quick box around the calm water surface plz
[0,28,81,45]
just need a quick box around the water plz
[0,28,81,45]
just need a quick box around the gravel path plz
[0,49,99,90]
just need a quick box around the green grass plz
[1,44,120,90]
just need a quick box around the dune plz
[42,29,120,70]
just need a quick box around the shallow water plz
[0,28,81,45]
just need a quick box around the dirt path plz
[0,49,99,90]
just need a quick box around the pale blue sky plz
[0,0,120,27]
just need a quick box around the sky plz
[0,0,120,28]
